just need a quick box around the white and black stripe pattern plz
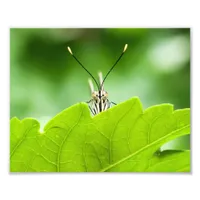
[87,73,110,115]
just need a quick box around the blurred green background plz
[10,28,190,150]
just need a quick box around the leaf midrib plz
[100,124,190,172]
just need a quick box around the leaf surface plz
[10,97,190,172]
[145,150,190,172]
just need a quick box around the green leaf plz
[146,150,190,172]
[10,97,190,172]
[10,117,42,172]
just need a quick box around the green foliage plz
[10,97,190,172]
[146,150,190,172]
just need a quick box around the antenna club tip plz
[67,46,73,55]
[123,44,128,52]
[98,71,103,76]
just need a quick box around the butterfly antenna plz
[100,44,128,89]
[67,46,100,89]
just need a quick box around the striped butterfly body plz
[87,72,111,115]
[67,44,128,115]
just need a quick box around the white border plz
[1,0,199,200]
